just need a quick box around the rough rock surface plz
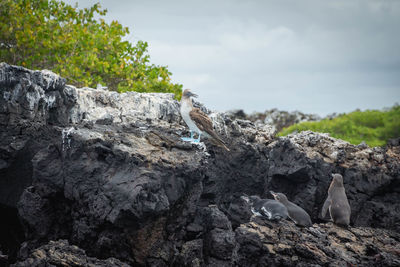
[235,217,400,267]
[11,240,129,267]
[227,108,322,133]
[0,63,399,266]
[265,131,400,230]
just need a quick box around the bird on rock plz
[180,89,229,151]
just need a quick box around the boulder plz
[12,240,129,267]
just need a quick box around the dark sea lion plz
[321,173,351,226]
[241,195,289,220]
[270,191,312,227]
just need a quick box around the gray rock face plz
[69,86,181,125]
[227,108,322,133]
[235,217,400,267]
[0,62,72,126]
[11,240,129,267]
[1,63,399,266]
[264,131,400,230]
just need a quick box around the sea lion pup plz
[321,173,351,226]
[241,195,289,220]
[270,191,312,227]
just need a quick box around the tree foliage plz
[0,0,182,97]
[278,105,400,147]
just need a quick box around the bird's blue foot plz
[181,131,202,143]
[181,131,196,142]
[194,133,202,143]
[193,134,202,143]
[181,137,194,142]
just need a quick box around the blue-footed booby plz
[180,89,229,151]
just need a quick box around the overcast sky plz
[64,0,400,116]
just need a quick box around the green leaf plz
[0,0,182,98]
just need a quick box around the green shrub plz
[278,105,400,147]
[0,0,182,98]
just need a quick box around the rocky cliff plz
[227,109,322,133]
[0,63,399,266]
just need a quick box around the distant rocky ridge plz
[227,108,332,133]
[0,63,399,266]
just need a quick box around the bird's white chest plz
[180,100,201,133]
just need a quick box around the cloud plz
[62,0,400,115]
[218,25,296,52]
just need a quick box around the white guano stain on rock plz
[69,88,180,125]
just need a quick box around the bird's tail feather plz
[209,131,230,151]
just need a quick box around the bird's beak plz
[270,191,277,197]
[331,174,335,178]
[190,92,198,98]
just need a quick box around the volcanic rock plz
[0,63,399,266]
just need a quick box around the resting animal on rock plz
[270,191,312,227]
[321,173,351,227]
[241,195,289,221]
